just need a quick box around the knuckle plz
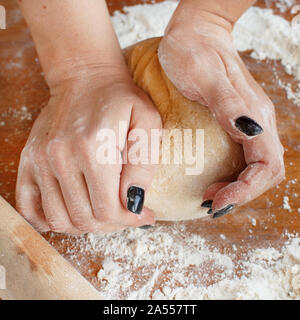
[93,207,111,223]
[47,219,69,233]
[71,215,94,232]
[127,150,148,165]
[33,147,48,167]
[47,140,67,170]
[16,184,40,209]
[215,87,241,106]
[131,163,154,176]
[77,137,95,160]
[35,225,50,233]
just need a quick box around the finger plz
[220,51,284,157]
[16,182,50,232]
[35,170,82,234]
[208,80,264,142]
[201,182,231,214]
[58,170,126,233]
[210,133,285,217]
[47,140,124,233]
[202,135,284,216]
[207,113,285,217]
[56,170,102,233]
[119,98,161,219]
[206,53,284,214]
[211,163,275,219]
[200,56,284,216]
[221,50,278,131]
[16,162,50,232]
[84,159,155,228]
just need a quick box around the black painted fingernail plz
[201,200,213,208]
[207,208,213,214]
[235,116,263,136]
[212,204,235,219]
[127,186,145,214]
[139,225,154,230]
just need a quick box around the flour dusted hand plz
[16,0,162,233]
[16,77,161,233]
[158,0,285,218]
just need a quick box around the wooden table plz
[0,0,299,298]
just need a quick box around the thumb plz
[119,98,162,217]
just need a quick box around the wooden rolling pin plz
[0,195,102,300]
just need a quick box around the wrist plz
[47,58,132,97]
[44,50,130,90]
[167,0,256,33]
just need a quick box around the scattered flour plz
[275,0,296,13]
[283,196,292,212]
[251,218,257,226]
[277,78,300,106]
[111,1,178,49]
[0,106,32,122]
[62,224,300,300]
[233,7,300,81]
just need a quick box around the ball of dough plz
[124,37,246,221]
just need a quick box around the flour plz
[111,1,178,49]
[63,224,300,300]
[59,1,300,300]
[283,196,292,211]
[275,0,296,13]
[232,7,300,80]
[277,77,300,106]
[0,106,32,121]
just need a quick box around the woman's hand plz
[16,0,162,233]
[158,5,285,218]
[16,73,161,233]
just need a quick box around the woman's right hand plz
[16,74,161,234]
[158,1,285,218]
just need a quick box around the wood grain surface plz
[0,0,299,297]
[0,195,103,300]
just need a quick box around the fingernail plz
[201,200,213,208]
[235,116,263,136]
[212,204,235,219]
[127,186,145,214]
[139,225,154,230]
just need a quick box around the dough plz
[124,37,246,221]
